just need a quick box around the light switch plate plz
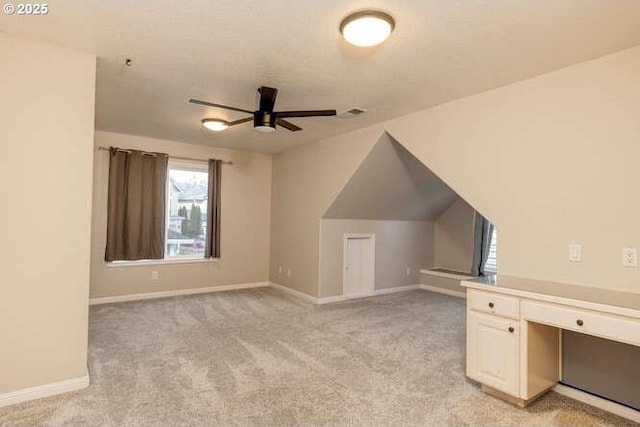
[568,244,582,262]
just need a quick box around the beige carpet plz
[0,288,634,426]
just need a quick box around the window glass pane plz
[484,228,498,273]
[166,167,208,259]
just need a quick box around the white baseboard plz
[553,383,640,423]
[269,282,465,305]
[269,283,427,305]
[317,295,348,304]
[0,373,89,408]
[319,285,419,304]
[89,281,466,307]
[375,284,421,295]
[89,281,270,305]
[419,284,467,299]
[268,282,319,303]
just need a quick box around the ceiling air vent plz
[338,107,368,117]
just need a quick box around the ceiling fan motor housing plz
[254,111,276,132]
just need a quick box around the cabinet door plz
[467,311,519,396]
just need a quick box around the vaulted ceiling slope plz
[324,133,458,221]
[2,1,640,153]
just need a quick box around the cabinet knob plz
[576,319,584,326]
[508,326,514,333]
[488,302,494,308]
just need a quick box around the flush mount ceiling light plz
[340,10,395,47]
[201,118,229,132]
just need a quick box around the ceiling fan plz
[189,86,336,133]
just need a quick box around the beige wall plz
[270,126,382,296]
[318,220,434,297]
[90,131,272,298]
[0,34,96,393]
[434,198,476,273]
[271,45,640,296]
[420,274,466,295]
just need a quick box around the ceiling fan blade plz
[227,117,254,126]
[189,98,253,114]
[258,87,278,112]
[276,110,337,118]
[276,118,302,132]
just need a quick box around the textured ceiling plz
[324,133,458,221]
[2,1,640,153]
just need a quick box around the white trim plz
[168,158,209,170]
[420,268,474,280]
[317,295,348,304]
[322,285,424,303]
[268,282,319,303]
[89,282,269,305]
[0,373,89,408]
[375,284,421,295]
[106,257,218,268]
[553,383,640,423]
[268,282,347,304]
[269,283,425,305]
[420,284,467,299]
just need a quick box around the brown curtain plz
[205,159,222,258]
[471,211,494,277]
[105,148,168,261]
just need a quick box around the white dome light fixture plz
[254,125,276,133]
[340,10,395,47]
[201,118,229,132]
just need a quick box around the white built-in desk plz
[461,275,640,420]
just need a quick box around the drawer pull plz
[488,302,494,308]
[508,326,514,333]
[576,319,584,326]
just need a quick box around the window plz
[165,160,209,260]
[484,228,498,273]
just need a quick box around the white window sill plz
[106,258,219,268]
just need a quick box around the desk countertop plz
[462,275,640,313]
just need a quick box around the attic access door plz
[343,234,375,299]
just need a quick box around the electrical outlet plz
[406,267,411,276]
[287,268,292,277]
[151,271,159,280]
[278,265,282,275]
[568,244,582,262]
[622,248,637,267]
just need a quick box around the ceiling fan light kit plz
[340,10,395,47]
[201,118,229,132]
[254,111,277,133]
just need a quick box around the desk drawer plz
[522,300,640,347]
[468,289,519,320]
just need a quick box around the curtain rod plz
[97,146,233,165]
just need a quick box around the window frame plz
[164,159,210,261]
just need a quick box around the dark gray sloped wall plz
[562,331,640,410]
[323,133,458,221]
